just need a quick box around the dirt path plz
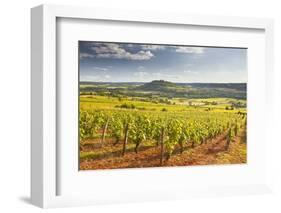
[80,128,247,170]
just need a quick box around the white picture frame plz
[31,4,274,208]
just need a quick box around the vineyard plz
[79,103,247,170]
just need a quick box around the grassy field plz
[80,95,246,113]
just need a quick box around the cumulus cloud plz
[80,52,95,59]
[175,47,205,54]
[140,45,166,50]
[81,43,205,61]
[91,43,154,60]
[137,44,205,54]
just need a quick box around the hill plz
[137,80,179,91]
[80,80,247,99]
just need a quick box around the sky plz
[79,41,247,83]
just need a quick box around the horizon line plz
[80,80,247,84]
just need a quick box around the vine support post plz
[191,141,195,148]
[101,118,109,145]
[122,123,129,156]
[180,141,184,154]
[160,127,165,165]
[135,143,140,154]
[113,138,120,146]
[156,136,160,147]
[225,128,231,150]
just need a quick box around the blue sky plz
[79,41,247,83]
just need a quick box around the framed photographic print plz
[31,4,274,208]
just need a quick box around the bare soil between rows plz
[80,128,247,170]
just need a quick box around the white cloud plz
[91,43,154,60]
[92,66,108,71]
[140,45,165,50]
[104,75,111,79]
[80,52,94,59]
[126,44,136,48]
[175,47,205,54]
